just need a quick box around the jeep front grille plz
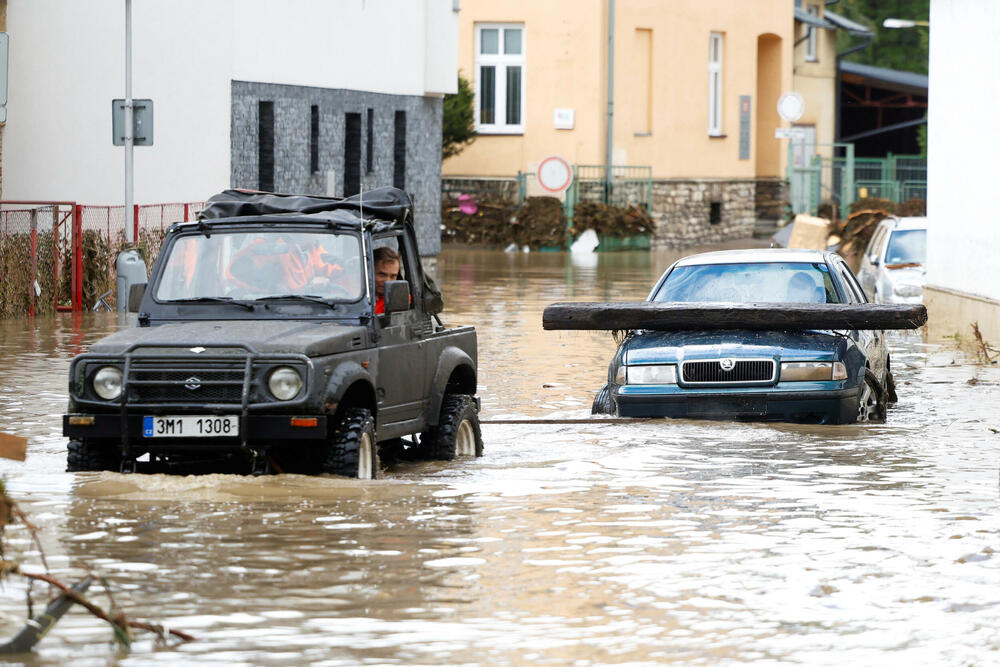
[127,360,246,404]
[681,359,775,385]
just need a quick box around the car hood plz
[625,329,849,364]
[88,320,368,357]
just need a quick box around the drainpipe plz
[605,0,615,195]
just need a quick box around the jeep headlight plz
[268,366,303,401]
[92,366,123,400]
[893,283,922,297]
[626,364,678,385]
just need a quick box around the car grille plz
[681,359,775,385]
[127,360,247,404]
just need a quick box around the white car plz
[858,217,927,304]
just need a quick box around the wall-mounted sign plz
[776,92,805,122]
[738,95,751,160]
[537,155,574,193]
[553,108,575,130]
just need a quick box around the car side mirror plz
[127,283,146,312]
[384,280,410,314]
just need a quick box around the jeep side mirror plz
[384,280,410,314]
[127,283,147,313]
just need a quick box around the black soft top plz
[198,187,413,225]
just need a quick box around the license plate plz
[143,415,239,438]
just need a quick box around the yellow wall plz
[792,4,838,150]
[444,0,794,180]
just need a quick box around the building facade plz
[925,0,1000,343]
[442,0,794,247]
[2,0,458,254]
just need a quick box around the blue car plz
[593,249,895,424]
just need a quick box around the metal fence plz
[0,201,204,318]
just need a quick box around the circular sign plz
[537,155,574,193]
[776,92,805,122]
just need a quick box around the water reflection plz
[1,248,999,664]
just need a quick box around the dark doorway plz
[258,101,274,192]
[344,112,362,197]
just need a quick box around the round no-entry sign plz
[537,155,574,193]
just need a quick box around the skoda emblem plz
[719,358,736,372]
[190,346,206,354]
[185,377,202,391]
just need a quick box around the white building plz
[925,0,1000,341]
[1,0,458,253]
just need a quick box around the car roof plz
[673,248,834,266]
[886,216,927,231]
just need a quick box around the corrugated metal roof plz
[840,61,928,94]
[824,10,873,35]
[794,7,836,30]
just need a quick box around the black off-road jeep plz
[63,187,481,477]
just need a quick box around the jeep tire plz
[420,394,483,460]
[323,408,379,479]
[66,439,119,472]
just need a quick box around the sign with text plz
[738,95,751,160]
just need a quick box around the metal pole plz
[124,0,134,244]
[605,0,615,197]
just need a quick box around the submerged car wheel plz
[857,370,887,424]
[591,383,613,415]
[66,439,119,472]
[323,408,379,479]
[420,394,483,460]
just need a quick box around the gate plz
[786,141,856,217]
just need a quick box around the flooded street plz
[1,246,998,665]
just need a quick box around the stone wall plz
[649,179,757,249]
[755,177,788,222]
[231,81,444,255]
[441,177,520,204]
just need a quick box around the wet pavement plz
[1,246,998,665]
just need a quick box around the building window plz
[344,112,361,197]
[709,201,722,225]
[393,110,406,190]
[366,108,374,174]
[475,23,525,134]
[258,101,274,192]
[708,32,723,136]
[806,4,819,62]
[310,105,319,174]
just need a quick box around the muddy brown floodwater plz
[1,245,999,665]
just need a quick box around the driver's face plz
[374,260,400,296]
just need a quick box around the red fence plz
[0,201,204,318]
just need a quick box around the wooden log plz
[0,433,28,462]
[542,301,928,331]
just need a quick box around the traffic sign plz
[537,155,573,193]
[113,99,154,146]
[776,92,805,122]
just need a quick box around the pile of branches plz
[571,202,653,238]
[442,196,567,248]
[0,480,194,653]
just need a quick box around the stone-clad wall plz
[231,81,443,255]
[649,179,757,249]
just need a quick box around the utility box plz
[115,250,147,313]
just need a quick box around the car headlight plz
[267,366,303,401]
[92,366,123,400]
[893,283,922,297]
[626,364,678,385]
[780,361,834,382]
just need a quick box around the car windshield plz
[653,261,841,304]
[155,230,363,302]
[884,229,926,265]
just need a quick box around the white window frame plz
[805,4,819,62]
[475,23,526,135]
[708,32,724,136]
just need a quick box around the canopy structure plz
[542,302,928,332]
[199,187,413,224]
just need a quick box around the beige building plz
[443,0,795,247]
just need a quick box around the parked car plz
[63,187,481,477]
[592,248,895,424]
[857,216,927,303]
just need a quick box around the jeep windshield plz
[155,230,364,303]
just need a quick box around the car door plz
[373,233,427,427]
[858,223,887,299]
[835,259,887,382]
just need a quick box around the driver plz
[227,236,308,292]
[786,271,821,303]
[373,247,401,315]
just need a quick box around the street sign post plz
[537,155,573,194]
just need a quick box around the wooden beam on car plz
[542,302,928,331]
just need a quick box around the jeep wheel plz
[420,394,483,460]
[323,408,379,479]
[66,439,119,472]
[591,383,613,415]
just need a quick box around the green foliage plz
[834,0,929,74]
[442,73,477,161]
